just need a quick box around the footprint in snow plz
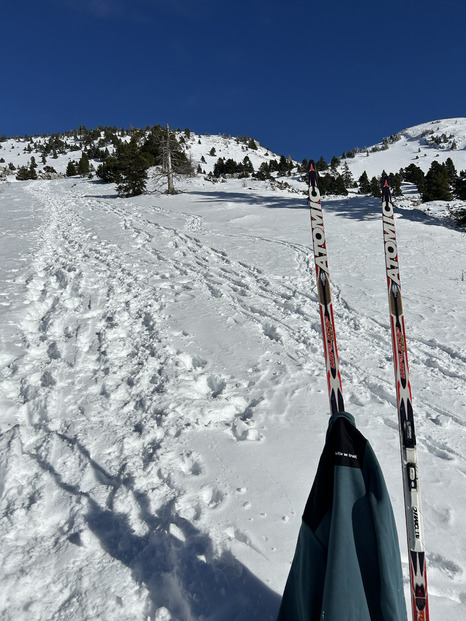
[200,485,225,508]
[231,419,262,442]
[179,451,204,476]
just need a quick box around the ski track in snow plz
[0,180,321,620]
[1,178,465,619]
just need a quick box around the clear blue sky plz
[2,0,465,162]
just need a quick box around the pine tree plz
[278,155,290,174]
[16,163,37,180]
[96,156,120,183]
[342,162,354,188]
[358,171,371,194]
[78,152,90,176]
[319,174,348,196]
[318,174,331,195]
[370,177,382,198]
[16,166,31,181]
[330,155,340,170]
[224,158,239,175]
[444,157,458,187]
[332,175,348,195]
[403,164,425,194]
[66,161,77,176]
[213,158,226,177]
[455,170,466,201]
[255,162,271,180]
[455,171,466,200]
[115,139,150,197]
[423,161,453,202]
[389,172,403,197]
[242,156,254,176]
[316,156,328,172]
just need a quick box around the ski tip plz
[381,176,391,202]
[308,160,318,191]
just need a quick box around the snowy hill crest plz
[342,117,466,180]
[2,116,466,188]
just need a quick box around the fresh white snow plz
[1,125,466,620]
[342,117,466,179]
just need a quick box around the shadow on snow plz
[190,189,458,229]
[322,195,459,229]
[189,189,307,211]
[29,429,281,621]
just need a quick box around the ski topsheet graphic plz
[382,177,429,621]
[302,163,429,620]
[308,161,344,415]
[276,162,408,621]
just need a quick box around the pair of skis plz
[307,162,429,621]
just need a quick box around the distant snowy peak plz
[401,117,466,149]
[341,117,466,180]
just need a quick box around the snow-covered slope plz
[0,129,295,183]
[3,117,466,200]
[185,133,282,175]
[1,163,465,620]
[340,117,466,180]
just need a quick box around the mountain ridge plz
[2,118,466,218]
[341,117,466,180]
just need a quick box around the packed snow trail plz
[0,177,466,619]
[0,178,322,620]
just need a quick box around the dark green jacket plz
[277,412,407,621]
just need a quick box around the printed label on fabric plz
[333,449,361,469]
[335,451,358,460]
[330,417,366,469]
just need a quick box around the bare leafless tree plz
[150,124,194,195]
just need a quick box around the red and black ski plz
[308,161,345,415]
[382,177,429,621]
